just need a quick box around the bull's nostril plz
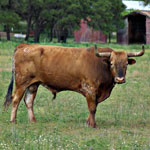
[115,77,125,83]
[117,77,124,81]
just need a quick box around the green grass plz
[0,41,150,150]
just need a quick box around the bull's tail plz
[4,58,15,110]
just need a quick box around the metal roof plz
[124,10,150,18]
[123,0,150,11]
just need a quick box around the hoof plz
[30,118,36,123]
[30,120,36,123]
[86,120,98,128]
[10,120,17,123]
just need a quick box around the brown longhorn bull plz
[4,43,145,128]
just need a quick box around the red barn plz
[74,19,107,43]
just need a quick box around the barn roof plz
[122,1,150,11]
[124,10,150,18]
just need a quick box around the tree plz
[31,0,47,42]
[48,0,91,43]
[14,0,34,41]
[0,0,20,40]
[141,0,150,5]
[12,0,47,42]
[13,0,42,42]
[88,0,126,43]
[109,0,126,42]
[43,1,58,42]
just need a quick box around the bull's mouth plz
[115,81,126,84]
[114,77,126,84]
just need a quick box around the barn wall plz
[74,20,107,43]
[146,17,150,44]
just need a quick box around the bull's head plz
[95,45,145,84]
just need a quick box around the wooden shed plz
[74,19,107,43]
[117,11,150,44]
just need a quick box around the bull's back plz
[14,44,99,90]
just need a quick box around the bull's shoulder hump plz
[97,47,114,53]
[16,43,30,49]
[37,45,85,53]
[85,46,114,54]
[15,43,40,51]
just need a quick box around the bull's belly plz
[40,73,81,91]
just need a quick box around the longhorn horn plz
[94,44,111,57]
[127,44,145,57]
[96,52,111,57]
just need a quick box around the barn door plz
[128,14,146,44]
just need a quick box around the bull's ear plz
[128,59,136,65]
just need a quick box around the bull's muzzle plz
[114,77,125,84]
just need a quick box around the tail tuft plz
[4,71,14,110]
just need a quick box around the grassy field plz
[0,41,150,150]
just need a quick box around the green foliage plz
[0,10,20,27]
[121,9,135,17]
[0,0,21,40]
[54,0,91,29]
[89,0,126,35]
[141,0,150,5]
[0,0,126,42]
[0,0,20,26]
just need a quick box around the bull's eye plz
[110,63,114,68]
[110,62,113,65]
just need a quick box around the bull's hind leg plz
[24,84,39,122]
[10,88,26,123]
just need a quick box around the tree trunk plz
[34,19,46,43]
[57,30,61,43]
[62,28,68,43]
[6,25,10,41]
[34,29,40,43]
[49,27,53,42]
[57,28,68,43]
[34,22,41,43]
[25,0,32,41]
[108,33,111,43]
[25,15,32,41]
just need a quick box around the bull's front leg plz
[81,82,98,128]
[86,94,98,128]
